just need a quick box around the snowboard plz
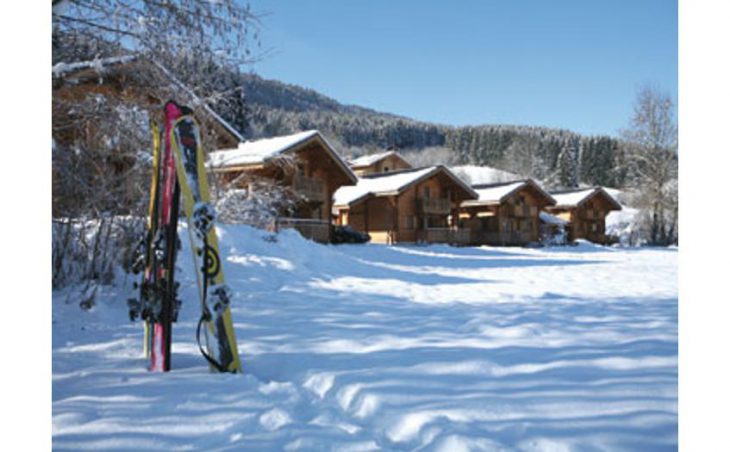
[167,100,241,373]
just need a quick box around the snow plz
[539,211,567,225]
[52,55,137,78]
[606,206,642,245]
[333,167,437,206]
[349,151,398,168]
[53,224,677,450]
[551,188,598,207]
[208,130,320,168]
[462,181,526,206]
[450,165,519,185]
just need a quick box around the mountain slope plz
[233,73,627,189]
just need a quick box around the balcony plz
[293,174,326,203]
[275,217,331,243]
[420,228,471,245]
[416,197,452,215]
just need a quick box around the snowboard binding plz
[192,202,216,238]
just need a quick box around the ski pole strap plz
[195,311,227,373]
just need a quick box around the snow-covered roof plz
[450,165,520,185]
[539,211,568,225]
[349,151,410,169]
[551,187,622,210]
[334,166,476,207]
[551,188,596,207]
[209,131,319,167]
[52,55,137,78]
[461,179,555,207]
[208,130,357,183]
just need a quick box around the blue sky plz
[245,0,677,137]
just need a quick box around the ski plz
[146,104,183,372]
[167,100,242,373]
[127,121,163,358]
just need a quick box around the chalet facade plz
[333,166,477,245]
[459,179,556,246]
[208,130,358,243]
[547,187,622,244]
[348,151,413,176]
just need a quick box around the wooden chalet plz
[459,179,556,246]
[546,187,622,244]
[52,55,243,148]
[208,131,358,243]
[52,56,242,216]
[333,166,477,244]
[348,151,413,176]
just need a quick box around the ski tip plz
[164,100,193,117]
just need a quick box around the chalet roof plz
[52,55,245,143]
[208,130,358,183]
[461,179,556,207]
[550,187,622,210]
[348,150,411,169]
[333,166,477,208]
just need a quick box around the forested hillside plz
[235,74,627,189]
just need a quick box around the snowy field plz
[52,225,677,451]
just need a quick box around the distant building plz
[547,187,622,244]
[459,179,556,246]
[208,130,357,243]
[333,166,477,244]
[348,151,413,176]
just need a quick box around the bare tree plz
[621,85,678,245]
[52,1,265,291]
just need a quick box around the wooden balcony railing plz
[420,228,471,245]
[275,217,331,243]
[416,197,452,215]
[293,174,327,203]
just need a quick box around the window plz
[423,186,431,199]
[384,166,390,172]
